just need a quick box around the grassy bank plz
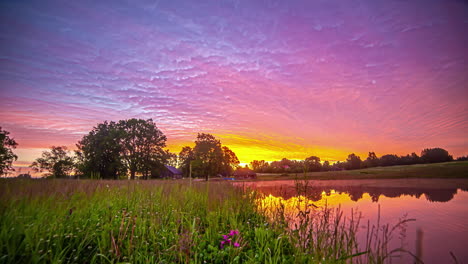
[253,161,468,181]
[0,179,412,263]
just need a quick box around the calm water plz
[235,179,468,264]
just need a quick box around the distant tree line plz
[0,124,464,179]
[250,148,455,173]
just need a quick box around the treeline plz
[0,124,465,179]
[250,148,455,173]
[25,119,240,179]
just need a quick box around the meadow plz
[0,179,412,264]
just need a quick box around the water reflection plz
[239,179,468,203]
[236,179,468,264]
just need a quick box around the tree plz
[322,161,331,171]
[363,152,379,168]
[0,127,18,176]
[346,153,362,170]
[221,146,239,176]
[421,148,453,163]
[117,119,167,179]
[379,154,399,167]
[250,160,269,172]
[304,156,322,172]
[31,146,75,178]
[178,146,194,178]
[193,133,223,181]
[164,150,178,168]
[76,121,124,179]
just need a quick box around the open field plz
[252,161,468,181]
[0,179,410,263]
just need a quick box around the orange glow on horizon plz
[166,132,363,164]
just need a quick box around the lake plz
[235,178,468,264]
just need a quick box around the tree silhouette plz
[76,121,124,179]
[31,146,74,178]
[193,133,223,181]
[0,127,18,176]
[421,148,453,163]
[346,153,362,170]
[117,119,167,180]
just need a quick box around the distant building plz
[160,165,183,179]
[233,168,257,179]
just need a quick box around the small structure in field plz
[160,165,183,179]
[233,168,256,179]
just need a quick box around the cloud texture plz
[1,0,467,165]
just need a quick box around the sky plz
[0,0,467,171]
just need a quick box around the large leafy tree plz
[76,119,167,179]
[221,146,239,176]
[178,146,194,177]
[193,133,224,181]
[117,119,167,179]
[76,121,124,179]
[30,146,75,178]
[0,127,18,176]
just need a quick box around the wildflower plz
[220,230,242,249]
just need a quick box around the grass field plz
[0,179,412,263]
[253,161,468,181]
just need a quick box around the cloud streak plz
[0,0,467,166]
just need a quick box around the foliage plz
[421,148,453,163]
[0,127,18,176]
[249,160,269,172]
[346,153,362,170]
[76,121,124,179]
[30,146,75,178]
[182,134,240,180]
[117,119,167,179]
[178,146,194,177]
[221,146,240,176]
[362,152,379,168]
[304,155,322,172]
[76,119,167,179]
[193,133,224,180]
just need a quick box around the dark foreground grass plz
[0,179,414,263]
[254,161,468,181]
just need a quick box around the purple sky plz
[1,0,467,166]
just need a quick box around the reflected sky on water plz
[235,179,468,264]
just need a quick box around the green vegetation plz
[253,161,468,181]
[0,127,18,176]
[0,179,411,263]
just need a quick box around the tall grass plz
[0,179,415,263]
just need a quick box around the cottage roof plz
[165,165,182,175]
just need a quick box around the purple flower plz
[234,242,240,247]
[222,235,229,240]
[229,230,239,236]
